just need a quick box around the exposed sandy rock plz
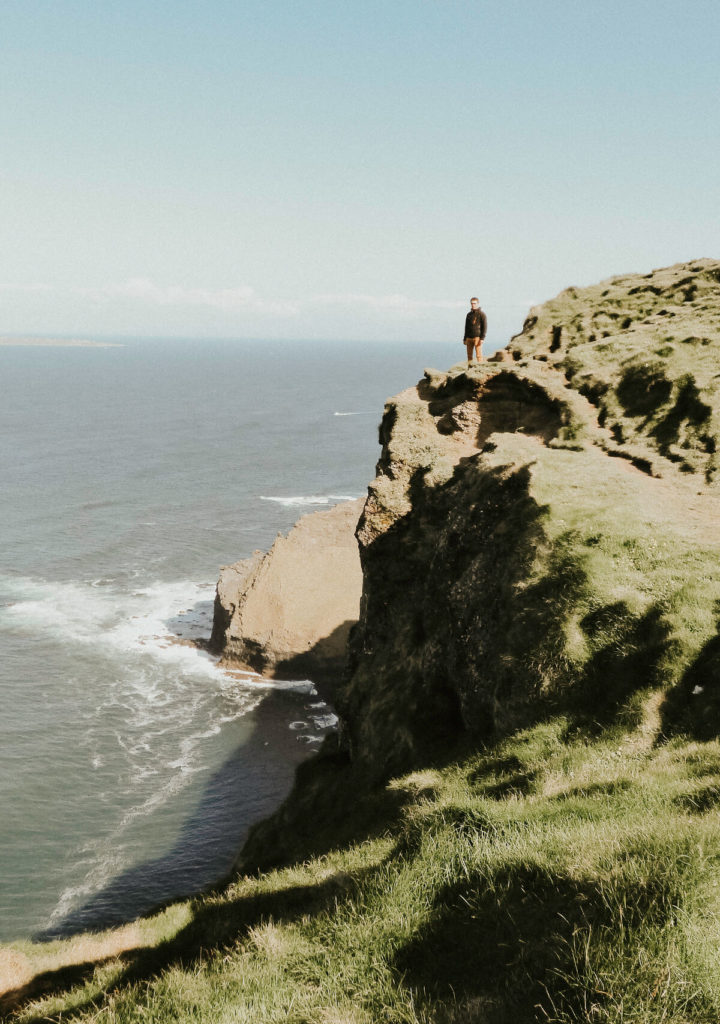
[210,499,364,693]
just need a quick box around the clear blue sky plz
[1,0,718,345]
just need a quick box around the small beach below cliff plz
[0,336,451,941]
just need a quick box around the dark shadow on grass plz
[392,842,687,1023]
[568,602,677,733]
[0,954,136,1019]
[661,608,720,742]
[554,778,633,801]
[5,861,382,1023]
[650,374,712,452]
[467,754,537,799]
[0,954,141,1019]
[675,783,720,814]
[616,362,672,418]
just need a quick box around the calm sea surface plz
[0,338,452,941]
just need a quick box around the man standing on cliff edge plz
[464,297,487,364]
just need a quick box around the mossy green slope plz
[341,423,720,780]
[509,258,720,479]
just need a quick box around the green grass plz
[6,712,720,1023]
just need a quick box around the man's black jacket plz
[464,308,487,340]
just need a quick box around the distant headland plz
[0,336,122,348]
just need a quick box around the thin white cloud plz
[0,279,530,340]
[99,278,298,316]
[0,279,539,315]
[0,279,297,317]
[0,282,56,294]
[308,292,466,312]
[0,281,473,320]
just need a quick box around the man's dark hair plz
[470,296,479,302]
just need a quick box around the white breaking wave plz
[0,574,321,694]
[333,411,374,416]
[0,575,222,676]
[236,676,316,694]
[0,573,268,929]
[259,494,359,507]
[310,712,338,730]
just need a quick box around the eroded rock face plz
[335,260,720,781]
[210,499,364,693]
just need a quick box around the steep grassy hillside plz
[334,261,720,783]
[6,720,720,1023]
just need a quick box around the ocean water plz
[0,337,452,941]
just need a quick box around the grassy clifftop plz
[509,258,720,479]
[5,259,720,1023]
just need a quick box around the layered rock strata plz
[210,498,364,692]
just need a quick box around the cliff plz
[335,258,720,779]
[210,498,363,692]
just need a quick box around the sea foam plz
[0,575,223,677]
[258,494,359,507]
